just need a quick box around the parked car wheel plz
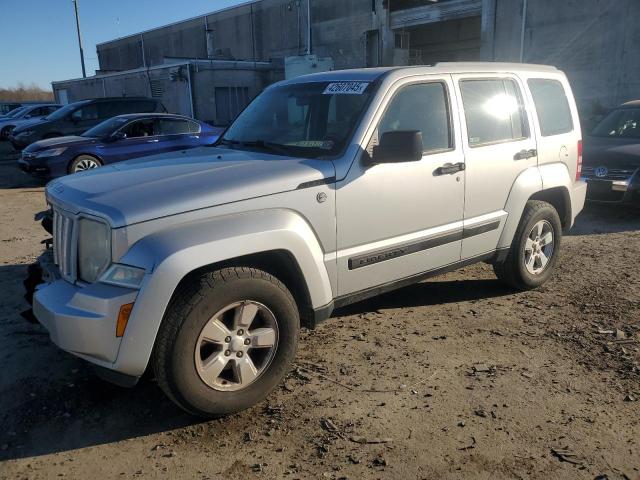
[153,267,299,418]
[493,200,562,290]
[69,154,102,174]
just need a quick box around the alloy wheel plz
[523,219,554,275]
[194,300,279,391]
[74,157,100,172]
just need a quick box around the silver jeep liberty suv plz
[29,63,587,417]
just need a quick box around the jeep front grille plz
[52,208,76,282]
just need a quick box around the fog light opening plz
[116,302,134,337]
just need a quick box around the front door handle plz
[514,149,537,160]
[146,138,159,143]
[435,162,465,176]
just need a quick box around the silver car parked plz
[28,63,586,417]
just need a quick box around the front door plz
[452,73,539,259]
[335,76,466,297]
[99,118,159,163]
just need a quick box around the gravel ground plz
[0,149,638,480]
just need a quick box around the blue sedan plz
[18,113,222,178]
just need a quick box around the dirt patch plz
[0,159,638,480]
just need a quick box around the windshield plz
[82,116,130,138]
[219,81,374,158]
[44,101,88,121]
[7,106,27,118]
[591,108,640,139]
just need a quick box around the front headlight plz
[78,218,111,283]
[35,147,67,158]
[17,130,34,137]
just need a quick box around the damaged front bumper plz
[24,249,141,386]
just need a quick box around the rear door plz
[452,73,538,259]
[156,118,194,152]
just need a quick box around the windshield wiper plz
[218,138,291,156]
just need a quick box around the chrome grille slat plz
[52,208,76,282]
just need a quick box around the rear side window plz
[460,78,528,146]
[527,79,573,136]
[158,119,190,135]
[378,82,452,152]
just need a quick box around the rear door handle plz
[514,149,537,160]
[435,162,465,176]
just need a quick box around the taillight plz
[576,140,583,181]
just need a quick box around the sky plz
[0,0,247,90]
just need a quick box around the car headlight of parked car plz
[78,218,111,283]
[35,147,67,158]
[16,130,34,137]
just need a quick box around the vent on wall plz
[150,80,164,98]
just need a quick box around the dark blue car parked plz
[18,113,222,178]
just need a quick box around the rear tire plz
[493,200,562,290]
[153,267,299,418]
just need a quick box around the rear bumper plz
[582,177,640,205]
[570,180,588,226]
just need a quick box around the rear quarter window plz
[527,79,573,136]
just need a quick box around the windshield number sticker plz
[323,82,369,95]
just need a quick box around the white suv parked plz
[27,63,587,417]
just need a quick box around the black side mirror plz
[112,131,127,141]
[371,130,423,164]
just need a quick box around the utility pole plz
[72,0,87,78]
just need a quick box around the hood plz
[13,119,49,134]
[11,117,44,129]
[46,147,335,227]
[583,135,640,168]
[26,135,95,152]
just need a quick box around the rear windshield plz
[591,108,640,139]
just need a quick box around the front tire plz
[153,267,299,418]
[69,154,102,174]
[493,200,562,290]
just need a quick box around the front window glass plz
[591,108,640,139]
[82,117,130,138]
[378,82,451,152]
[219,81,375,158]
[123,119,156,137]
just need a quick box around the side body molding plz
[112,209,332,377]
